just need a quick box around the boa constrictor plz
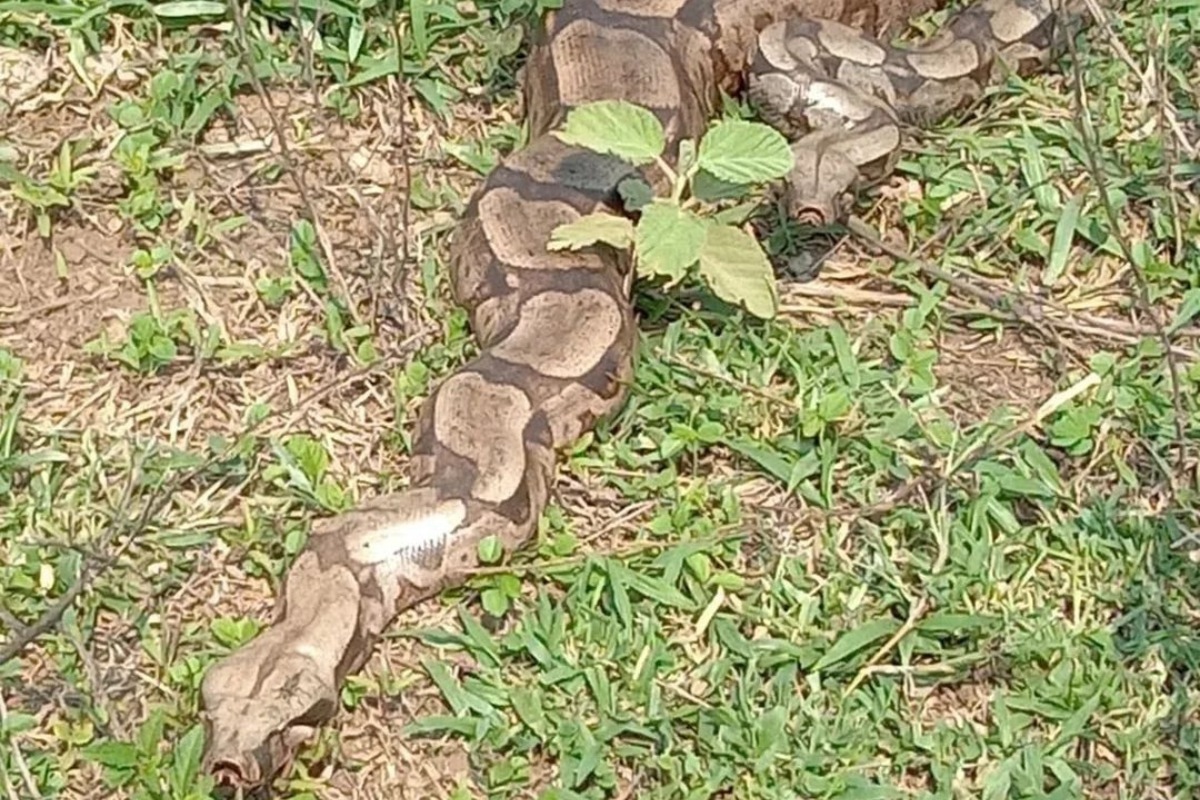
[199,0,1084,787]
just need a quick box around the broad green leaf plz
[570,734,604,788]
[617,175,654,211]
[753,706,787,757]
[711,571,745,591]
[812,618,899,672]
[605,560,633,627]
[697,225,779,318]
[548,212,634,252]
[136,709,165,755]
[423,659,470,715]
[585,667,613,713]
[477,534,503,564]
[916,613,999,633]
[0,712,36,734]
[609,561,695,609]
[711,200,758,226]
[1019,439,1062,490]
[1018,123,1060,212]
[403,715,480,737]
[1169,287,1200,334]
[882,408,916,439]
[725,438,817,493]
[170,725,206,794]
[724,440,789,483]
[1044,193,1082,284]
[410,0,429,57]
[348,19,365,64]
[998,472,1056,498]
[81,740,139,769]
[157,531,211,548]
[346,53,400,89]
[210,616,259,647]
[697,120,794,184]
[555,100,665,165]
[1050,690,1102,748]
[985,496,1020,535]
[685,551,712,583]
[982,760,1014,800]
[510,687,547,734]
[634,201,707,282]
[691,168,749,202]
[456,607,502,667]
[151,0,226,16]
[481,587,509,617]
[497,573,521,597]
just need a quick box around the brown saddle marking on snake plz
[198,0,1086,787]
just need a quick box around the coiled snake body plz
[200,0,1084,786]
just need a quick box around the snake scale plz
[199,0,1085,787]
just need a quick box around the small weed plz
[84,309,197,373]
[111,131,183,232]
[1,140,97,237]
[79,711,214,800]
[288,219,326,289]
[264,434,348,513]
[255,273,296,307]
[129,244,175,281]
[549,100,790,318]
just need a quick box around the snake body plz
[199,0,1083,787]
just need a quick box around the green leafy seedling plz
[547,100,793,318]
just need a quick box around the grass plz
[1,0,1199,798]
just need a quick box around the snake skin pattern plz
[198,0,1085,787]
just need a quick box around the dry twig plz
[0,452,144,665]
[224,0,362,327]
[1063,0,1190,474]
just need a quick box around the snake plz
[197,0,1086,788]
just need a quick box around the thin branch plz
[1149,8,1189,270]
[1082,0,1197,158]
[1063,0,1189,473]
[824,371,1103,528]
[0,452,143,665]
[389,12,415,332]
[846,216,1091,365]
[0,608,26,635]
[0,287,119,328]
[847,212,1200,362]
[225,0,362,327]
